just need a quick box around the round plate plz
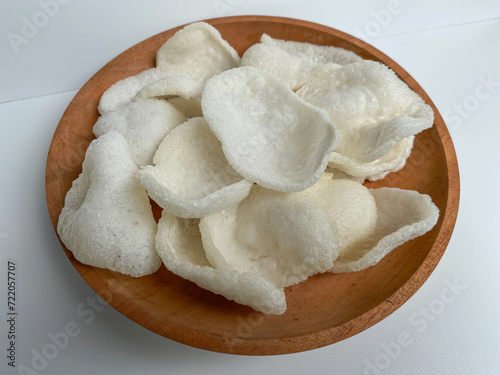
[45,16,459,355]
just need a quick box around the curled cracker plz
[241,34,362,90]
[138,117,252,218]
[330,187,440,273]
[156,211,286,314]
[202,66,340,192]
[297,60,433,179]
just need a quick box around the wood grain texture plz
[45,16,460,355]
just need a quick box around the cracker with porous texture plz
[200,182,340,288]
[138,117,252,218]
[241,34,362,90]
[156,22,240,83]
[133,76,204,102]
[98,21,239,116]
[93,99,186,167]
[57,131,161,277]
[133,76,204,119]
[297,60,433,180]
[330,187,439,272]
[155,211,286,315]
[202,66,340,193]
[328,136,415,182]
[98,68,161,115]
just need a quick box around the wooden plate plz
[45,16,459,355]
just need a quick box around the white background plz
[1,0,499,374]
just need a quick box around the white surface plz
[1,1,499,374]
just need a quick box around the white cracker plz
[294,178,378,257]
[201,66,340,192]
[241,34,362,90]
[156,211,286,314]
[156,22,240,83]
[328,136,415,181]
[93,99,186,167]
[297,60,433,178]
[260,34,363,66]
[133,76,204,102]
[166,97,203,118]
[57,131,161,277]
[330,187,440,273]
[200,183,340,288]
[98,68,161,115]
[138,117,252,218]
[132,76,204,119]
[99,21,239,115]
